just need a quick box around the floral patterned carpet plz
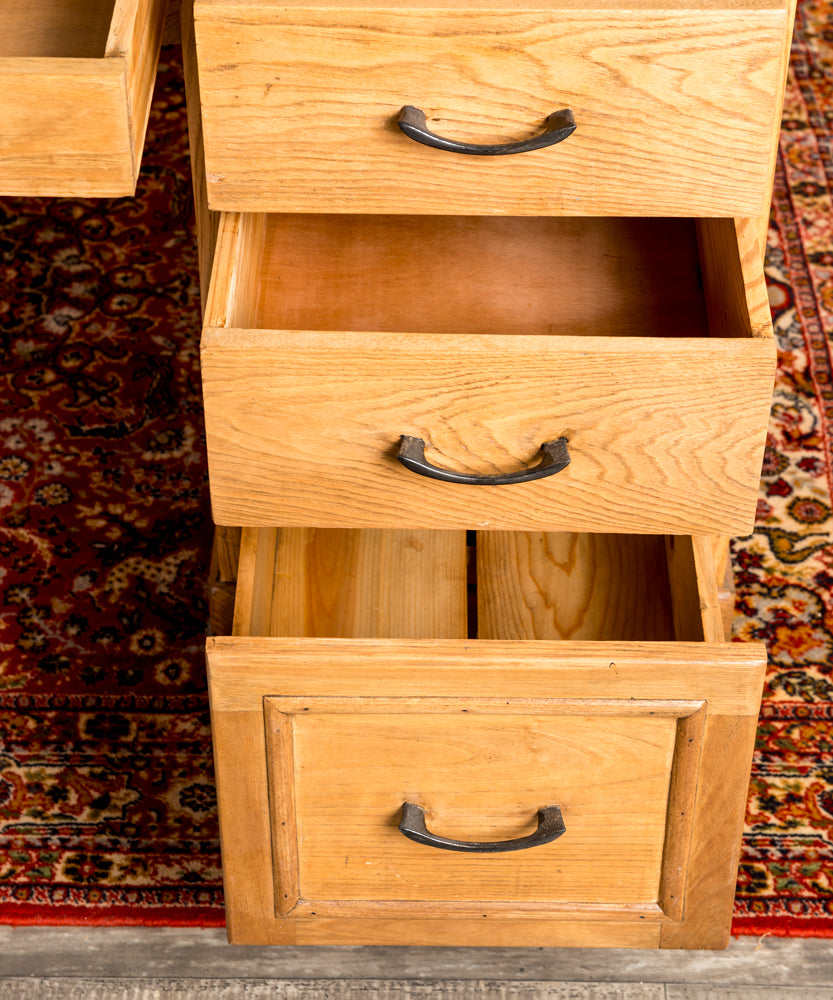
[0,50,220,925]
[730,0,833,938]
[0,21,832,933]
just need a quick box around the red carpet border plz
[1,26,832,932]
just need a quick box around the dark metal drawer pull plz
[399,803,566,853]
[397,435,570,485]
[397,106,576,156]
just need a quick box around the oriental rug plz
[729,0,833,938]
[0,24,832,933]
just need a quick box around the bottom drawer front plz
[268,698,695,912]
[206,528,766,947]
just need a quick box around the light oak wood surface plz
[657,715,760,949]
[206,526,766,946]
[202,213,774,534]
[181,0,220,308]
[266,697,686,909]
[475,530,751,948]
[0,0,166,196]
[182,0,240,637]
[477,533,676,641]
[193,0,789,217]
[0,0,116,58]
[233,526,467,639]
[191,0,786,953]
[210,636,766,719]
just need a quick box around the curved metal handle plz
[398,436,569,485]
[399,803,566,853]
[397,106,576,155]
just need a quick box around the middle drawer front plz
[193,0,789,217]
[202,213,774,536]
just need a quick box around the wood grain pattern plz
[207,525,766,945]
[232,527,467,639]
[269,528,467,639]
[213,525,241,582]
[216,525,468,940]
[208,640,763,944]
[205,211,266,330]
[208,707,296,943]
[0,0,166,196]
[755,0,800,265]
[183,0,236,635]
[201,214,774,534]
[263,707,300,916]
[0,1,116,57]
[230,525,276,637]
[695,217,774,339]
[657,707,706,922]
[109,0,167,174]
[202,332,774,534]
[477,533,675,641]
[290,918,662,948]
[269,699,681,907]
[251,214,708,339]
[716,541,738,640]
[193,3,788,216]
[665,535,724,644]
[474,531,717,928]
[207,525,240,635]
[659,715,762,949]
[181,0,220,309]
[164,0,182,43]
[712,535,732,585]
[207,638,766,722]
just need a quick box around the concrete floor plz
[0,928,831,999]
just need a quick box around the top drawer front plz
[0,0,166,196]
[194,1,789,216]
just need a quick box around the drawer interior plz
[216,214,769,341]
[0,0,116,58]
[233,528,724,645]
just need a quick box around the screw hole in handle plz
[397,106,576,156]
[399,803,566,853]
[397,436,570,486]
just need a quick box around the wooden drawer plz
[206,527,765,947]
[192,0,790,217]
[0,0,166,196]
[201,212,775,536]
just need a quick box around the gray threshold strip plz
[1,929,832,987]
[2,980,833,1000]
[0,982,659,1000]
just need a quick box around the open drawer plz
[202,213,775,535]
[0,0,166,196]
[206,527,765,948]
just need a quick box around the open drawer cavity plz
[206,527,765,948]
[202,213,775,535]
[0,0,166,195]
